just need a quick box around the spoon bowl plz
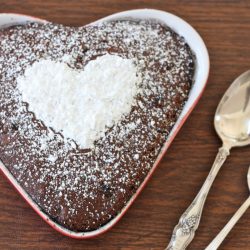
[215,70,250,148]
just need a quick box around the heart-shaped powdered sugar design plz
[17,54,139,148]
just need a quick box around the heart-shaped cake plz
[0,18,194,232]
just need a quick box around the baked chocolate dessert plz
[0,19,195,232]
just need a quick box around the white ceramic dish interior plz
[0,9,209,238]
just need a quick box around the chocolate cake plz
[0,19,195,232]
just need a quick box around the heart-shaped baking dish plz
[0,9,209,238]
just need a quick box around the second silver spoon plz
[205,166,250,250]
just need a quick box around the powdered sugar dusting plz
[17,55,140,148]
[0,19,195,232]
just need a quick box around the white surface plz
[17,55,139,148]
[0,9,209,238]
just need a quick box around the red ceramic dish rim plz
[0,9,210,239]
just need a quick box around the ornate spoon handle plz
[166,146,230,250]
[205,196,250,250]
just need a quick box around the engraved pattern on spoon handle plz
[166,147,230,250]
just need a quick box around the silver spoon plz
[205,165,250,250]
[166,70,250,250]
